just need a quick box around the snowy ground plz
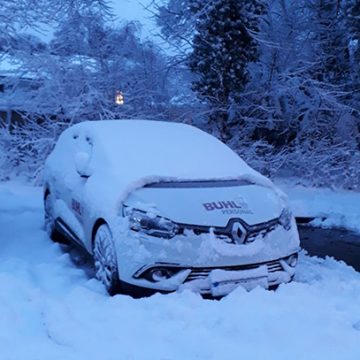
[277,180,360,235]
[1,182,360,360]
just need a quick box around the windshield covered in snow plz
[145,179,254,188]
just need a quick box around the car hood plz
[124,182,285,227]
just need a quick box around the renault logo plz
[231,222,247,244]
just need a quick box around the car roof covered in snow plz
[71,120,264,178]
[45,120,274,212]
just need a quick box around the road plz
[298,225,360,271]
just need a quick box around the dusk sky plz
[111,0,158,40]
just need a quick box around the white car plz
[44,120,300,297]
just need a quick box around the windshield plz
[145,179,254,189]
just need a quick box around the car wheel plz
[44,193,67,244]
[44,193,56,239]
[93,224,121,295]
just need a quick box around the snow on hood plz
[46,120,279,216]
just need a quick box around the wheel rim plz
[94,226,118,290]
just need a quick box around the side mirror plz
[75,152,93,178]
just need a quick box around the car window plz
[145,179,253,189]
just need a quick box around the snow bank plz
[277,180,360,235]
[0,182,360,359]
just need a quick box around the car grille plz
[245,223,278,243]
[179,218,279,245]
[185,259,283,282]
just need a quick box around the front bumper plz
[115,216,300,296]
[127,253,298,296]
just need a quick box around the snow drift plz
[0,182,359,360]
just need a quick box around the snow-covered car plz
[43,120,300,297]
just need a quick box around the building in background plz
[0,55,40,127]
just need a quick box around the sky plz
[22,0,160,45]
[111,0,159,41]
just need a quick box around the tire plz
[44,193,68,244]
[44,193,56,240]
[93,224,121,295]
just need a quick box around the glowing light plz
[115,91,124,105]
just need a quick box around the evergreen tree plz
[188,0,265,140]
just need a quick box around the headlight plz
[124,207,179,239]
[279,207,292,230]
[285,254,298,267]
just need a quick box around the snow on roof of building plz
[0,55,23,77]
[0,53,101,81]
[0,54,40,80]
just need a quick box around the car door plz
[66,133,95,246]
[51,130,93,247]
